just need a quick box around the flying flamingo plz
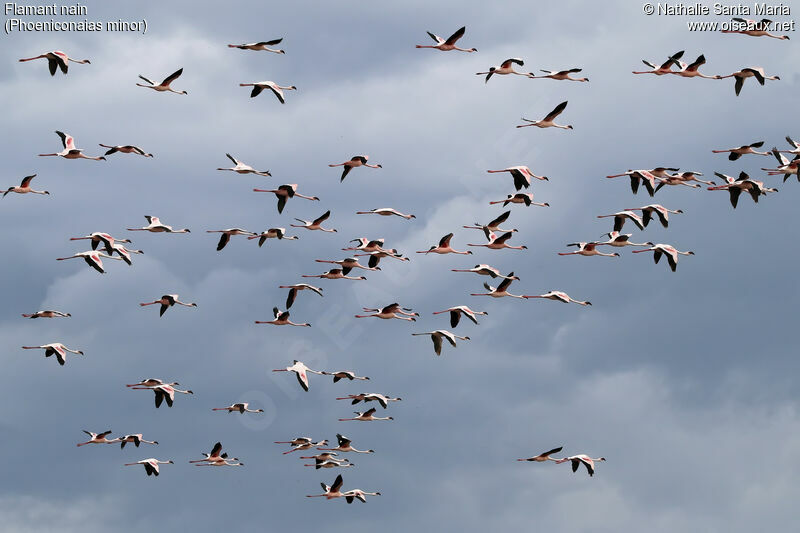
[321,370,370,383]
[256,308,311,327]
[69,232,131,254]
[18,50,90,75]
[76,430,117,447]
[412,330,470,355]
[463,211,517,233]
[39,131,106,161]
[22,310,71,319]
[272,360,324,391]
[778,136,800,155]
[248,228,299,246]
[712,141,769,161]
[343,489,382,504]
[632,50,684,75]
[432,305,488,328]
[206,228,258,250]
[56,251,121,274]
[117,434,158,449]
[306,459,353,469]
[336,393,401,409]
[228,38,285,53]
[3,174,49,197]
[99,144,153,157]
[277,437,329,454]
[624,204,684,228]
[488,192,549,207]
[292,210,337,232]
[253,184,319,214]
[125,378,178,388]
[558,242,619,258]
[189,442,237,465]
[136,68,188,94]
[451,264,519,280]
[22,343,83,365]
[417,233,472,255]
[139,294,197,316]
[315,258,378,275]
[596,232,652,248]
[606,168,678,196]
[355,207,415,219]
[279,283,323,309]
[329,155,382,182]
[721,17,791,39]
[306,474,345,499]
[596,210,645,232]
[632,244,695,272]
[343,238,385,252]
[216,153,271,176]
[555,455,606,477]
[212,403,264,414]
[130,384,193,408]
[339,408,393,422]
[708,172,775,208]
[761,148,799,181]
[487,166,548,190]
[107,243,143,266]
[470,274,524,299]
[524,291,591,306]
[518,446,564,462]
[239,80,296,103]
[532,68,589,82]
[468,230,527,251]
[124,458,173,477]
[319,434,374,454]
[127,216,190,233]
[353,249,408,269]
[476,58,533,82]
[416,26,477,52]
[355,303,418,321]
[302,268,366,281]
[670,54,722,79]
[517,101,573,130]
[717,66,779,96]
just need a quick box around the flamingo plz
[524,291,591,306]
[275,436,315,446]
[432,305,488,328]
[717,67,780,96]
[321,370,370,383]
[632,50,684,74]
[468,230,527,251]
[721,18,790,39]
[305,459,353,469]
[99,144,153,157]
[127,216,190,233]
[319,434,374,454]
[216,153,271,176]
[343,237,385,252]
[76,430,117,447]
[355,207,415,219]
[315,258,378,275]
[277,437,328,454]
[518,446,564,462]
[56,251,121,274]
[558,242,619,258]
[778,135,800,155]
[416,26,476,52]
[306,474,345,499]
[124,458,173,477]
[451,264,519,280]
[272,360,324,391]
[556,455,606,477]
[18,50,90,75]
[339,408,393,422]
[353,249,408,269]
[670,54,722,79]
[256,308,311,327]
[292,210,337,232]
[470,274,525,299]
[22,310,71,319]
[596,210,645,232]
[476,58,533,82]
[206,228,258,250]
[596,232,652,248]
[489,192,549,207]
[125,378,178,388]
[463,211,517,233]
[239,80,296,102]
[212,402,264,414]
[130,384,193,408]
[532,68,589,82]
[624,204,683,228]
[417,233,472,255]
[329,155,382,182]
[278,283,323,309]
[712,141,769,160]
[355,303,418,321]
[708,172,776,208]
[606,168,679,196]
[228,38,285,53]
[107,243,144,266]
[139,294,197,316]
[517,101,573,130]
[412,330,470,355]
[248,228,299,246]
[762,148,799,181]
[653,171,713,193]
[632,244,695,272]
[3,174,49,197]
[39,131,106,161]
[336,393,401,409]
[302,268,366,281]
[487,166,548,190]
[343,489,381,504]
[117,434,158,449]
[299,453,344,462]
[253,184,319,214]
[136,68,188,94]
[22,343,83,365]
[69,232,131,254]
[189,442,239,465]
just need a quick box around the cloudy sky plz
[2,1,798,531]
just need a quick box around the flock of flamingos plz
[8,18,795,501]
